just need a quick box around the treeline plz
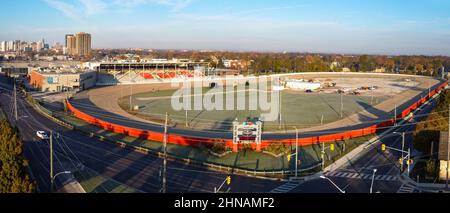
[91,50,450,76]
[413,90,450,153]
[0,119,35,193]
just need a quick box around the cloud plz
[44,0,192,20]
[79,0,107,16]
[44,0,81,21]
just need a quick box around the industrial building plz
[29,68,96,92]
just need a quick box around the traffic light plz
[287,154,291,162]
[406,159,414,165]
[330,144,335,151]
[226,176,231,185]
[381,144,386,151]
[399,158,404,165]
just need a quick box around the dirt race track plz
[71,73,442,135]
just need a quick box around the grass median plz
[60,114,375,175]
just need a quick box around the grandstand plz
[94,60,209,85]
[97,69,208,85]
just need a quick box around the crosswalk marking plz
[397,184,416,193]
[270,182,300,193]
[324,171,398,182]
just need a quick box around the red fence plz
[67,82,447,151]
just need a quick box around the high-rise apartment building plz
[75,32,91,56]
[64,32,91,56]
[65,35,77,55]
[0,41,6,52]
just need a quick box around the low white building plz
[285,80,321,91]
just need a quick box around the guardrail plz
[73,126,318,178]
[25,95,74,130]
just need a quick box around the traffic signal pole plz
[162,112,168,193]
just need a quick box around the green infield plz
[119,87,388,132]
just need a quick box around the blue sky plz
[1,0,450,55]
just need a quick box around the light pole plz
[51,171,71,193]
[394,104,397,125]
[340,93,343,118]
[370,169,377,194]
[129,84,133,111]
[320,176,345,193]
[50,130,53,192]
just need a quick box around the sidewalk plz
[56,181,86,193]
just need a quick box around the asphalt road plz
[291,90,441,193]
[0,74,283,193]
[0,73,442,193]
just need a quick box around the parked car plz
[305,89,313,93]
[36,131,50,140]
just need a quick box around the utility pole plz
[162,112,168,193]
[430,141,434,159]
[447,104,450,189]
[13,83,18,121]
[50,131,54,192]
[294,127,299,177]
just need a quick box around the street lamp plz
[320,175,345,193]
[370,169,377,194]
[51,171,71,193]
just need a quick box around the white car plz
[36,131,50,140]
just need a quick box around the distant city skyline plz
[1,0,450,56]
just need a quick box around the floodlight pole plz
[340,93,343,118]
[185,109,188,127]
[129,84,133,111]
[279,88,282,129]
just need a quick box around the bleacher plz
[97,69,206,85]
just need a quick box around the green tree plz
[0,120,35,193]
